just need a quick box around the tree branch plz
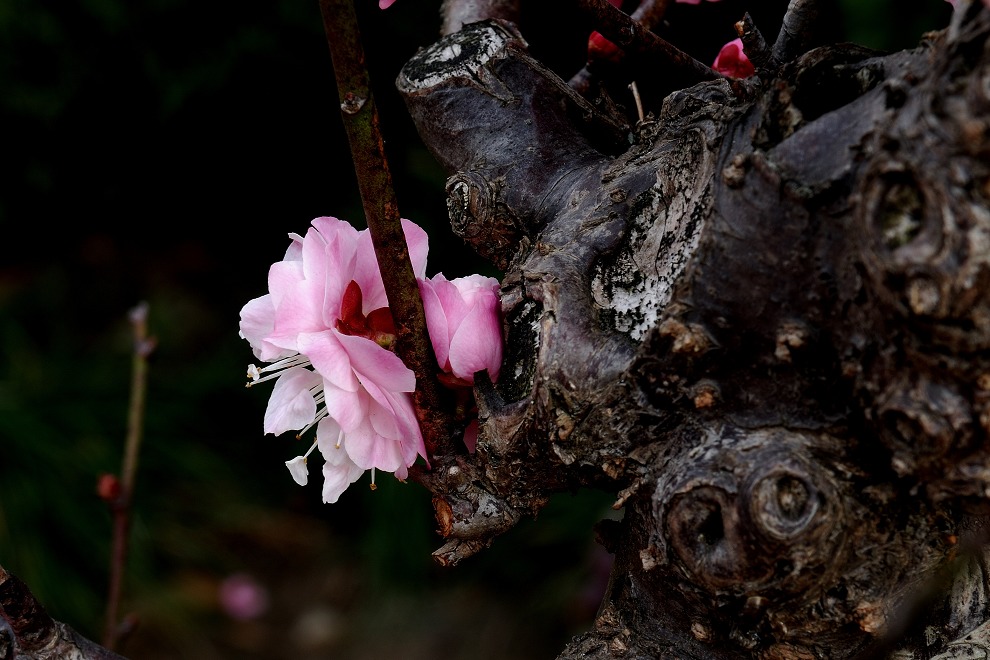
[318,0,454,456]
[103,303,152,650]
[1,564,125,660]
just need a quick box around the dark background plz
[0,1,950,657]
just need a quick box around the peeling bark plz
[399,1,990,657]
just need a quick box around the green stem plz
[318,0,453,456]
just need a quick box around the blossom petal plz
[316,418,365,503]
[297,330,360,391]
[239,295,294,362]
[402,219,430,280]
[419,278,451,369]
[448,298,503,382]
[463,419,479,454]
[284,456,309,486]
[713,38,755,79]
[335,331,415,393]
[342,416,405,474]
[323,383,368,432]
[263,367,321,435]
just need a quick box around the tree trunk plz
[399,2,990,657]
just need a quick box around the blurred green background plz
[0,0,951,658]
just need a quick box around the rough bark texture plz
[399,1,990,657]
[0,565,126,660]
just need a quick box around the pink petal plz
[268,279,329,353]
[323,382,369,432]
[239,295,294,362]
[297,330,360,391]
[381,386,427,467]
[463,419,479,454]
[321,228,361,325]
[419,278,451,369]
[316,418,365,503]
[342,416,406,473]
[284,233,304,261]
[336,331,416,393]
[352,230,388,312]
[379,0,398,8]
[713,38,755,79]
[263,367,321,435]
[447,297,504,383]
[267,259,304,309]
[402,219,430,280]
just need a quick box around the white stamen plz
[295,407,328,439]
[369,468,377,491]
[245,354,313,387]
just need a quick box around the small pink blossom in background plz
[379,0,398,8]
[419,273,502,385]
[713,38,755,79]
[239,216,429,503]
[219,573,269,621]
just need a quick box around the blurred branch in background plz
[102,303,154,650]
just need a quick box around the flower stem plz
[318,0,453,456]
[103,303,153,650]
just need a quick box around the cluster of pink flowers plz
[239,217,502,503]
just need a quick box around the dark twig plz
[318,0,453,456]
[772,0,822,65]
[735,13,770,70]
[103,303,153,650]
[572,0,718,89]
[569,0,672,94]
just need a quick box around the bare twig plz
[735,13,770,70]
[569,0,672,93]
[772,0,823,65]
[570,0,718,92]
[318,0,454,456]
[103,303,153,650]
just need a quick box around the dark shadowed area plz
[0,0,949,657]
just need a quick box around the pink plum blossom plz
[239,216,429,502]
[713,38,755,79]
[419,273,502,386]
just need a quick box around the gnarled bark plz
[399,1,990,657]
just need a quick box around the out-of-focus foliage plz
[0,0,953,656]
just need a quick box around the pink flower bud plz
[419,274,503,385]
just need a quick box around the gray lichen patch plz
[397,22,517,93]
[592,166,709,342]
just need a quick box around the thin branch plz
[772,0,822,65]
[103,302,153,650]
[569,0,672,93]
[318,0,454,456]
[735,13,770,70]
[572,0,718,88]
